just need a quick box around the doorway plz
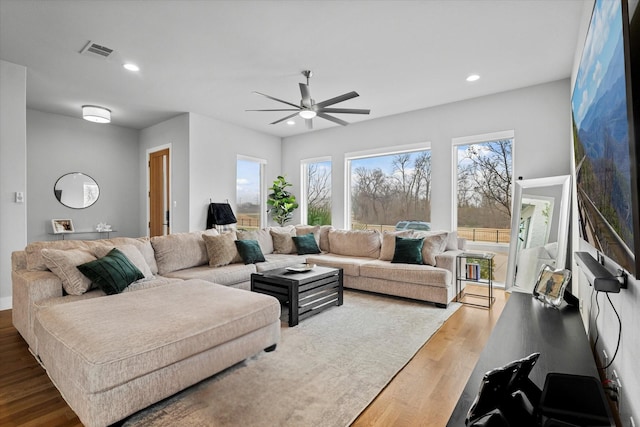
[149,148,170,237]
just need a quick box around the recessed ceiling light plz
[123,63,140,72]
[286,120,296,126]
[466,74,480,82]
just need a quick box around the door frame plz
[146,144,172,237]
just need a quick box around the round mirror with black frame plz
[54,172,100,209]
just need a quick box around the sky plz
[571,0,621,129]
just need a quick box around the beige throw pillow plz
[92,244,153,279]
[414,231,448,266]
[270,229,297,254]
[379,230,414,261]
[203,232,242,267]
[41,248,97,295]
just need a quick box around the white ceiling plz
[0,0,588,138]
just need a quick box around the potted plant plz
[267,175,299,226]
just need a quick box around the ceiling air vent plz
[79,41,114,59]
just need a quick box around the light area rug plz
[123,290,460,427]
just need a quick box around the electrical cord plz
[601,292,622,371]
[592,289,601,351]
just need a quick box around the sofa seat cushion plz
[257,254,308,272]
[359,259,451,288]
[163,263,257,286]
[304,254,373,277]
[34,280,280,394]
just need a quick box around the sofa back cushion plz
[151,230,218,275]
[294,225,320,245]
[379,230,415,261]
[88,237,158,275]
[26,240,91,271]
[237,228,274,255]
[319,225,334,252]
[413,231,449,266]
[328,229,381,258]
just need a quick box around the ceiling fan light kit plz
[248,70,370,129]
[299,110,316,119]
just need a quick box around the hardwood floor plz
[0,286,507,427]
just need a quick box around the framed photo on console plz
[51,219,75,234]
[533,265,571,307]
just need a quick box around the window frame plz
[344,142,431,230]
[236,154,266,228]
[451,130,515,232]
[300,156,332,226]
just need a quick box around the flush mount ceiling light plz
[82,105,111,123]
[286,120,296,125]
[466,74,480,82]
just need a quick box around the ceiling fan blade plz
[315,91,359,108]
[299,83,312,108]
[271,112,299,125]
[253,91,300,109]
[318,108,370,115]
[306,119,313,130]
[246,109,300,112]
[318,113,349,126]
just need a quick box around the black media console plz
[447,292,614,426]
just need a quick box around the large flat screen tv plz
[572,0,639,276]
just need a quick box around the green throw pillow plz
[391,236,424,265]
[235,239,266,264]
[77,248,144,295]
[292,233,321,255]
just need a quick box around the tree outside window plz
[304,160,332,225]
[349,150,431,230]
[456,139,513,243]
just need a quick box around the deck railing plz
[355,223,511,244]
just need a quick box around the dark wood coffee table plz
[251,266,343,326]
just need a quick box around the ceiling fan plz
[247,70,370,129]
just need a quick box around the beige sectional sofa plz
[11,224,464,426]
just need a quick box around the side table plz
[456,252,495,308]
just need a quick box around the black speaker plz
[594,277,621,293]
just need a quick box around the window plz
[454,133,513,243]
[236,156,265,229]
[347,147,431,231]
[302,158,332,225]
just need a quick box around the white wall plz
[139,114,190,234]
[282,79,572,230]
[188,113,282,230]
[26,110,141,242]
[0,60,27,310]
[569,1,639,423]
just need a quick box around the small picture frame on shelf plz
[51,219,74,234]
[533,264,571,307]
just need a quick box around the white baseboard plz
[0,296,12,310]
